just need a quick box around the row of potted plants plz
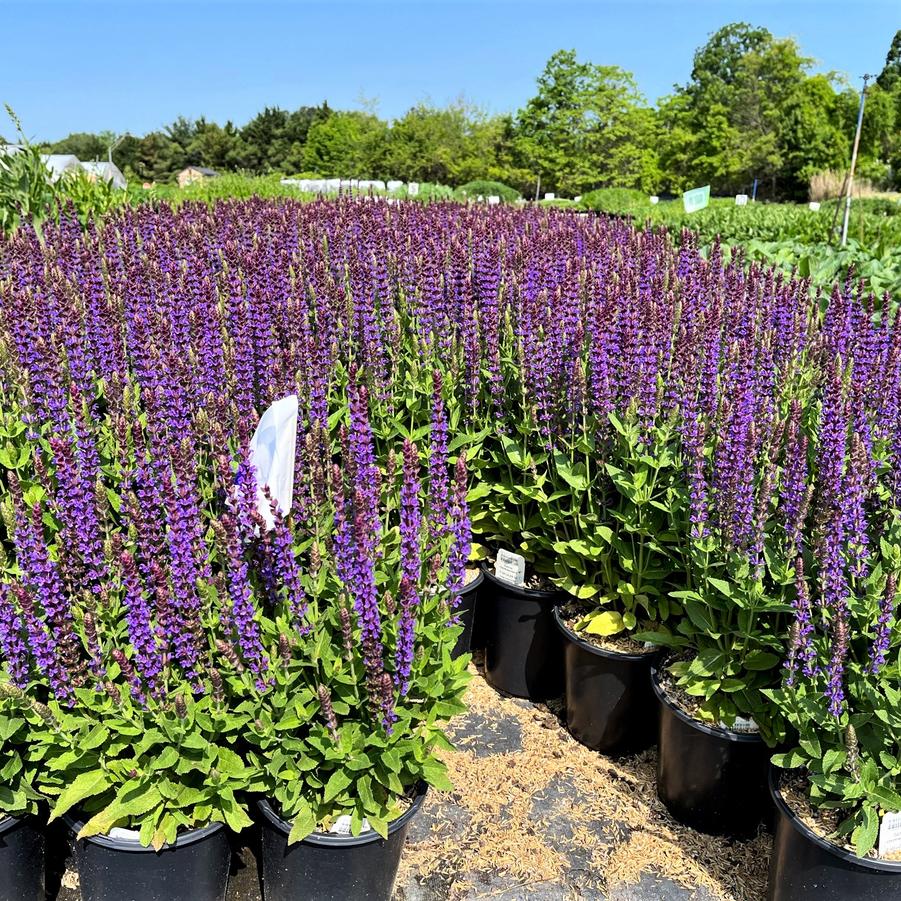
[453,229,901,897]
[0,198,899,899]
[0,225,473,901]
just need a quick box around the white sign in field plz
[488,195,500,205]
[407,182,420,196]
[544,192,555,200]
[249,395,299,530]
[735,194,748,206]
[649,196,659,205]
[809,201,821,211]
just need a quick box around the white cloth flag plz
[249,394,299,530]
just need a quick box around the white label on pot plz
[720,716,760,734]
[495,550,526,587]
[644,642,656,649]
[329,814,370,835]
[109,826,141,841]
[879,812,901,857]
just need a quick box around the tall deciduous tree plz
[512,50,657,196]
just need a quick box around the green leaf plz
[287,799,318,844]
[743,650,781,671]
[582,611,624,637]
[853,805,879,859]
[323,769,352,803]
[49,769,110,821]
[683,600,715,633]
[870,785,901,811]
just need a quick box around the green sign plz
[682,185,710,213]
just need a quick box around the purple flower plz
[869,574,897,674]
[120,551,163,696]
[785,557,816,684]
[447,453,472,610]
[0,583,29,687]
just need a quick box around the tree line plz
[24,24,901,201]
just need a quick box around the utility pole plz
[107,133,127,166]
[840,74,872,247]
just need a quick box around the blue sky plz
[2,0,897,142]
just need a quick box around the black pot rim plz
[460,569,485,595]
[650,664,764,744]
[63,812,226,852]
[257,783,427,848]
[0,813,23,836]
[553,606,660,661]
[479,561,563,601]
[768,765,901,873]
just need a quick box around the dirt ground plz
[52,656,770,900]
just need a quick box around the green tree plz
[241,107,290,173]
[384,100,505,185]
[659,23,847,198]
[877,29,901,91]
[50,132,114,161]
[188,120,246,172]
[302,111,388,177]
[513,49,656,196]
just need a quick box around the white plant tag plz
[495,549,526,587]
[329,814,370,835]
[809,201,821,211]
[879,812,901,858]
[249,394,299,531]
[720,716,760,734]
[735,194,749,206]
[649,195,659,204]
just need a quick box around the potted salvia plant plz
[764,403,901,897]
[646,377,806,836]
[468,426,566,700]
[245,384,470,901]
[373,368,487,659]
[0,682,46,901]
[0,394,264,901]
[552,411,683,756]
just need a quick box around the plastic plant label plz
[544,192,555,200]
[249,394,299,531]
[809,201,821,211]
[879,812,901,858]
[720,716,760,734]
[488,195,500,205]
[682,185,710,213]
[329,814,371,835]
[735,194,748,206]
[495,549,526,587]
[649,195,659,205]
[407,182,419,196]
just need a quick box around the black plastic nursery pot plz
[64,815,230,901]
[450,569,484,659]
[651,665,770,837]
[480,563,564,701]
[767,767,901,900]
[0,814,44,901]
[554,608,659,756]
[257,785,427,901]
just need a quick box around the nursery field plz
[0,196,900,901]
